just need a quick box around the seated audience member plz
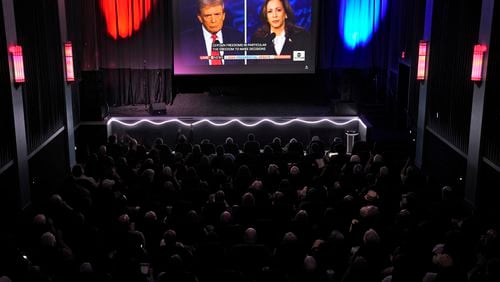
[274,232,306,274]
[223,137,240,158]
[243,133,261,155]
[200,138,216,156]
[154,229,194,277]
[185,144,203,168]
[307,136,326,156]
[238,192,258,226]
[284,138,304,164]
[106,134,123,162]
[174,134,192,158]
[71,164,98,189]
[229,228,271,276]
[270,137,284,156]
[294,255,321,282]
[210,145,234,172]
[203,190,230,225]
[341,256,379,282]
[217,211,242,247]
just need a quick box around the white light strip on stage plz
[107,117,367,129]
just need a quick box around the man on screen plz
[179,0,243,66]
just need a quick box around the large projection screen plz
[173,0,318,75]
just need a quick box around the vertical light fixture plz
[417,40,428,81]
[64,42,75,82]
[8,45,25,83]
[471,44,487,82]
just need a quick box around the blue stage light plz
[339,0,388,50]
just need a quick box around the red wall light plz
[64,42,75,82]
[471,44,487,82]
[8,45,25,83]
[417,40,428,81]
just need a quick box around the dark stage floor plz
[109,92,333,117]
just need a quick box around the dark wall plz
[424,130,467,198]
[74,124,108,164]
[426,0,482,154]
[398,0,425,129]
[474,0,500,224]
[0,2,15,168]
[28,132,69,207]
[483,0,500,167]
[0,164,19,228]
[14,0,66,153]
[478,162,500,225]
[79,70,108,121]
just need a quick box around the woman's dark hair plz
[259,0,295,25]
[254,0,297,37]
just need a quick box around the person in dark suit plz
[179,0,244,66]
[250,0,312,64]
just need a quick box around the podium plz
[345,130,359,155]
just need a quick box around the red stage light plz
[64,42,75,82]
[8,45,25,83]
[471,44,487,82]
[99,0,157,40]
[417,41,428,81]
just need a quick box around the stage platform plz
[109,92,334,117]
[103,92,367,148]
[76,92,413,168]
[106,116,367,149]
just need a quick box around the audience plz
[3,132,497,282]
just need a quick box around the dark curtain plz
[426,0,481,154]
[318,0,338,70]
[83,0,173,105]
[319,0,391,69]
[483,1,500,167]
[382,0,425,128]
[96,0,171,69]
[317,0,392,102]
[14,0,66,154]
[102,68,171,106]
[66,0,89,126]
[0,3,15,168]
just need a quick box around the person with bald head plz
[229,227,271,278]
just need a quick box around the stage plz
[76,91,416,168]
[109,92,334,117]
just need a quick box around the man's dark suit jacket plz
[179,26,244,65]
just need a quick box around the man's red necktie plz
[211,33,222,65]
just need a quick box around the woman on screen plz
[250,0,311,62]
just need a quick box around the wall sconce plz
[64,42,75,82]
[8,45,25,83]
[471,44,487,82]
[417,40,428,81]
